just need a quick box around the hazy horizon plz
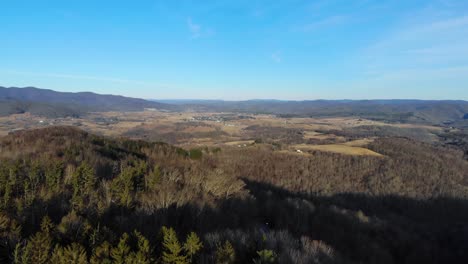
[2,0,468,100]
[3,85,468,102]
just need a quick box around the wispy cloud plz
[358,12,468,77]
[346,65,468,99]
[187,17,201,38]
[336,3,468,99]
[422,15,468,32]
[187,17,214,39]
[271,52,281,63]
[1,70,169,88]
[301,15,347,32]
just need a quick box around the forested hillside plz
[0,87,172,117]
[0,127,467,263]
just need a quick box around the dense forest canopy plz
[0,126,467,263]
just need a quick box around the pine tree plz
[51,243,87,264]
[91,241,112,264]
[3,183,12,208]
[26,233,52,264]
[253,249,276,264]
[50,245,65,263]
[73,162,96,196]
[146,164,161,191]
[19,242,32,264]
[132,230,153,264]
[215,240,235,264]
[133,160,148,192]
[40,215,54,234]
[13,243,22,264]
[112,167,135,207]
[3,165,18,208]
[45,160,63,193]
[63,243,88,264]
[71,162,96,210]
[28,160,43,192]
[111,233,131,264]
[183,231,203,262]
[161,226,187,264]
[125,231,153,264]
[21,216,54,264]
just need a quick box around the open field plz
[292,143,383,156]
[0,110,449,156]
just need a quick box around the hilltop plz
[0,86,173,117]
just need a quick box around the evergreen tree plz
[19,242,32,264]
[91,241,112,264]
[3,183,12,208]
[161,226,187,264]
[28,160,43,191]
[26,232,52,264]
[132,230,153,264]
[71,162,96,210]
[51,243,87,264]
[183,231,203,262]
[112,167,136,207]
[13,243,22,264]
[45,160,64,193]
[146,164,161,191]
[3,165,18,208]
[50,245,65,263]
[253,249,276,264]
[72,162,96,196]
[215,241,235,264]
[133,160,148,192]
[111,233,131,264]
[19,216,54,264]
[40,215,54,234]
[64,243,88,264]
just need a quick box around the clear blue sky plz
[1,0,468,100]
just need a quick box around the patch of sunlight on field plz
[224,140,255,146]
[342,138,375,147]
[303,131,344,140]
[292,143,382,156]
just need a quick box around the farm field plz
[0,110,448,157]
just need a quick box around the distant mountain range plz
[0,86,172,117]
[1,87,468,126]
[154,99,468,125]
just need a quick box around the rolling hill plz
[0,86,173,117]
[2,86,468,126]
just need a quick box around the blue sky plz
[1,0,468,100]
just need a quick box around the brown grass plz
[292,143,383,156]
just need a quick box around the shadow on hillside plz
[73,179,468,264]
[19,179,468,264]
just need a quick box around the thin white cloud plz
[187,17,214,39]
[410,15,468,34]
[301,15,347,32]
[187,17,201,38]
[363,66,468,82]
[344,65,468,99]
[271,52,281,63]
[358,12,468,77]
[1,70,170,88]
